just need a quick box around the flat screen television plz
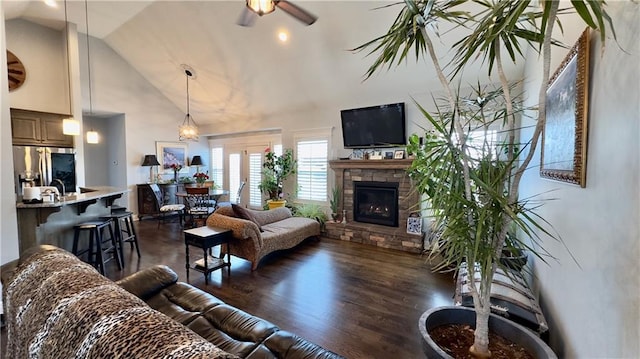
[340,102,406,148]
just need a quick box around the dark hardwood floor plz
[2,218,456,359]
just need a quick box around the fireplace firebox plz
[353,181,399,227]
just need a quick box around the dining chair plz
[184,186,215,228]
[148,184,185,228]
[217,181,246,207]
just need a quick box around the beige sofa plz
[206,205,320,270]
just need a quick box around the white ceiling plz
[4,1,525,130]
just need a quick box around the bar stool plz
[111,205,127,213]
[101,210,141,260]
[72,219,122,275]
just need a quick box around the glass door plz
[225,144,266,208]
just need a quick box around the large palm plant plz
[354,0,613,356]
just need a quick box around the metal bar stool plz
[72,219,122,275]
[102,210,141,260]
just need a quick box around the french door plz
[225,144,265,208]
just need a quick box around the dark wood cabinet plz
[137,183,178,220]
[11,108,74,147]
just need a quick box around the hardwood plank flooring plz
[2,218,456,358]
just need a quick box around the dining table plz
[175,188,230,208]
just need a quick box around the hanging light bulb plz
[62,0,79,136]
[83,0,99,144]
[179,66,199,141]
[86,130,99,144]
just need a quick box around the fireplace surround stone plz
[326,159,423,253]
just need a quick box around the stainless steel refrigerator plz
[13,146,76,196]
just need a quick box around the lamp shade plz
[190,155,203,166]
[141,154,160,166]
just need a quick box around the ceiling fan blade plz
[237,6,258,27]
[275,0,317,26]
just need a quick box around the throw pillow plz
[232,204,263,232]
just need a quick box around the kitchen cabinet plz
[11,108,74,147]
[137,183,178,220]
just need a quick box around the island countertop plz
[16,186,129,209]
[15,186,130,255]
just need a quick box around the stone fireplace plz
[326,159,423,253]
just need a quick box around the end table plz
[183,226,232,284]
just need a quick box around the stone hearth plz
[326,159,423,253]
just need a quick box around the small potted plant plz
[193,172,209,186]
[329,186,341,222]
[258,147,296,209]
[170,163,182,183]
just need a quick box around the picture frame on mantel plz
[156,141,188,174]
[540,28,590,188]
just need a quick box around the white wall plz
[1,6,20,265]
[78,34,210,211]
[520,2,639,357]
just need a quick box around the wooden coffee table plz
[183,226,232,284]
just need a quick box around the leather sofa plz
[206,205,320,270]
[3,245,344,359]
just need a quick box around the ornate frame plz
[540,28,590,187]
[156,141,188,174]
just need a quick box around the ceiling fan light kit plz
[238,0,317,27]
[247,0,275,16]
[179,67,199,142]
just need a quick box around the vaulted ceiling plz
[4,1,524,131]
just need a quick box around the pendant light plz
[62,0,79,136]
[179,66,199,141]
[83,0,99,144]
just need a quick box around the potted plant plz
[170,163,182,183]
[354,0,613,357]
[293,203,328,231]
[193,171,209,186]
[258,147,297,209]
[329,186,341,222]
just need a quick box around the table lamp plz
[190,155,204,173]
[141,154,160,183]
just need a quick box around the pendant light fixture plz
[179,65,199,142]
[83,0,99,144]
[62,0,79,136]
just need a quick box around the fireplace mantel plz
[329,159,413,170]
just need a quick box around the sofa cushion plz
[251,207,292,226]
[145,281,226,326]
[3,246,238,359]
[263,330,344,359]
[233,204,264,232]
[186,304,280,357]
[115,264,178,300]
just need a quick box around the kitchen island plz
[15,186,129,255]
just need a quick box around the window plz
[296,139,328,202]
[210,147,224,188]
[228,153,241,203]
[249,151,263,207]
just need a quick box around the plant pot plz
[419,306,556,359]
[267,199,287,209]
[331,213,339,222]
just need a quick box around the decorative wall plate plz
[7,50,27,91]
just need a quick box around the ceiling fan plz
[237,0,317,27]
